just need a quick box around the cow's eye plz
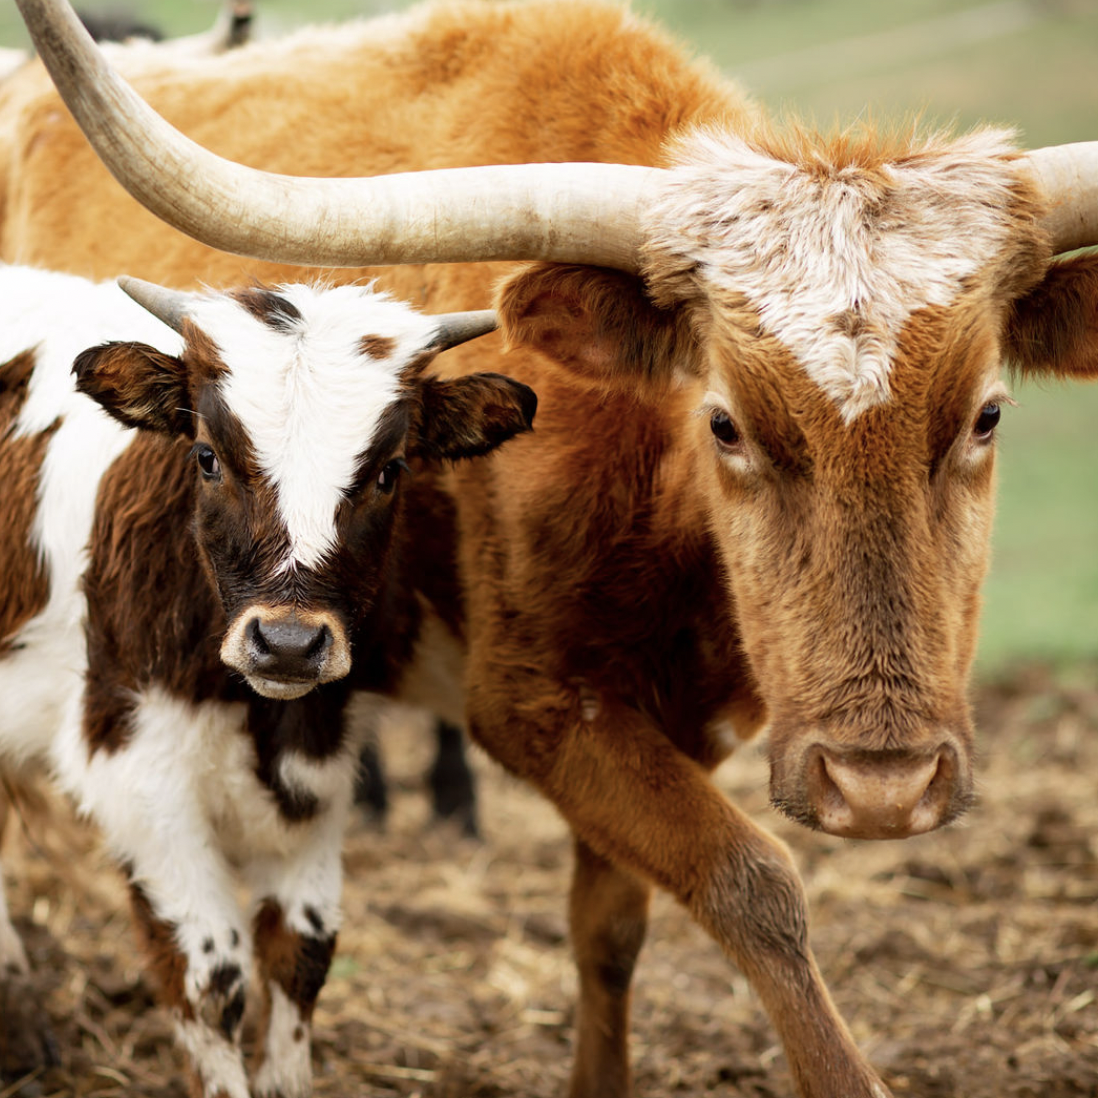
[377,458,409,494]
[973,403,1000,442]
[191,443,222,481]
[710,410,742,450]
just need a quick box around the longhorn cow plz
[6,1,1098,1096]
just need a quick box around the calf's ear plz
[496,263,696,387]
[412,373,537,460]
[73,342,194,435]
[1004,252,1098,380]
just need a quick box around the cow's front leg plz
[468,674,892,1098]
[247,806,345,1098]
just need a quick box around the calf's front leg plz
[246,794,349,1098]
[62,691,252,1098]
[127,876,250,1098]
[468,677,891,1098]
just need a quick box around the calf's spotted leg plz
[247,797,348,1098]
[127,876,250,1098]
[64,691,252,1098]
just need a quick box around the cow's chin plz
[246,675,318,701]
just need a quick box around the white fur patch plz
[648,130,1023,421]
[244,764,350,942]
[51,687,249,937]
[253,983,312,1098]
[194,284,445,572]
[175,1017,250,1098]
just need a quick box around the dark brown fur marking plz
[359,334,396,360]
[128,880,190,1018]
[231,286,303,333]
[82,433,233,753]
[253,899,336,1021]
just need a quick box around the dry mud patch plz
[4,665,1098,1097]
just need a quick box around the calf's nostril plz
[245,616,270,656]
[305,623,332,661]
[256,619,326,659]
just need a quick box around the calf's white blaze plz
[196,283,439,572]
[651,129,1024,421]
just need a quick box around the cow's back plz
[0,0,751,296]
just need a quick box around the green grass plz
[981,380,1098,670]
[2,0,1096,672]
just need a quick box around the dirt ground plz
[4,663,1098,1098]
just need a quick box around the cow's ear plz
[496,263,696,387]
[73,341,194,435]
[1004,252,1098,380]
[411,373,537,460]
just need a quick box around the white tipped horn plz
[117,276,197,333]
[15,0,658,273]
[1024,143,1098,255]
[431,311,498,351]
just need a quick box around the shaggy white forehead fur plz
[650,129,1023,421]
[189,283,436,571]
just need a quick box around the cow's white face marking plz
[649,129,1023,421]
[192,284,439,571]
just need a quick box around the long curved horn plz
[1022,144,1098,255]
[15,0,657,274]
[117,275,198,333]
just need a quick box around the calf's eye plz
[191,443,222,481]
[710,410,742,450]
[973,403,1000,441]
[377,458,409,494]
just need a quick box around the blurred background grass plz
[1,0,1095,674]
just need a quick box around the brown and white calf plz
[0,264,533,1095]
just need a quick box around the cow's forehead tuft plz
[188,284,438,571]
[644,128,1031,422]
